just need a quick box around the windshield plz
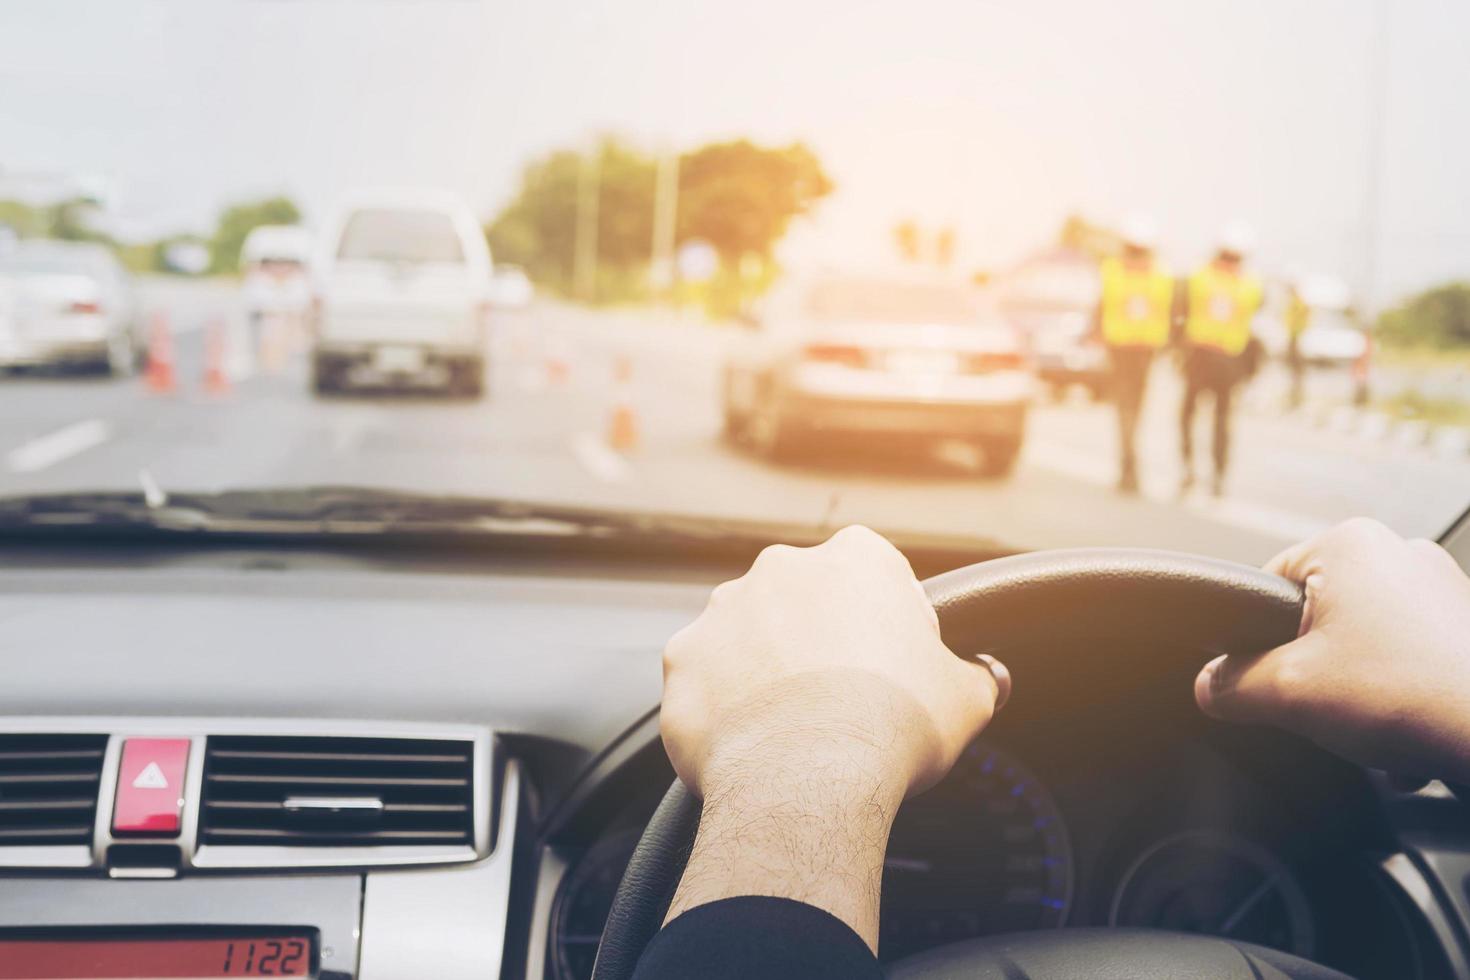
[2,1,1468,565]
[335,209,465,265]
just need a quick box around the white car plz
[722,274,1034,476]
[240,224,313,323]
[311,189,493,397]
[0,240,141,376]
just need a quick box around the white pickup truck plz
[311,189,493,398]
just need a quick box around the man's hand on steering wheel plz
[659,525,1009,949]
[1197,517,1470,785]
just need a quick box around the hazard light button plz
[113,738,190,836]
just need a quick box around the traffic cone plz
[605,354,639,453]
[202,317,231,397]
[144,312,176,395]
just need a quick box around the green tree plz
[209,195,301,274]
[1378,282,1470,349]
[676,140,832,266]
[485,136,831,308]
[487,139,658,300]
[0,199,51,238]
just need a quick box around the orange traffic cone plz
[202,317,231,397]
[144,312,176,395]
[605,354,639,453]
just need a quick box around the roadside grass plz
[1377,388,1470,428]
[1376,345,1470,372]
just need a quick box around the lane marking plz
[571,432,633,483]
[6,419,113,474]
[1023,439,1329,543]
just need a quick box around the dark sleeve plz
[630,897,883,980]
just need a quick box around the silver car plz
[722,274,1034,476]
[0,240,141,376]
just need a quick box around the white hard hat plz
[1119,215,1159,251]
[1217,220,1256,257]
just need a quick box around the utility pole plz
[573,145,601,302]
[1361,0,1389,315]
[649,149,679,300]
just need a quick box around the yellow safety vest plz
[1099,256,1173,348]
[1285,294,1312,338]
[1185,264,1262,356]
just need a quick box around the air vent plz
[200,736,474,847]
[0,734,107,846]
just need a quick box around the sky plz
[2,0,1468,306]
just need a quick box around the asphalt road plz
[1,278,1465,566]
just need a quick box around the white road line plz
[571,432,633,483]
[1023,439,1329,543]
[6,419,113,474]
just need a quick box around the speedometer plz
[879,741,1072,961]
[551,742,1072,979]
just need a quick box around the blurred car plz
[310,188,493,397]
[722,273,1033,476]
[240,224,313,324]
[1255,276,1368,371]
[490,264,534,309]
[1293,310,1370,368]
[0,239,141,376]
[998,249,1108,401]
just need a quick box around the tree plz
[676,140,832,266]
[0,198,108,242]
[0,200,50,239]
[486,139,658,299]
[485,136,832,308]
[1378,282,1470,349]
[209,195,301,274]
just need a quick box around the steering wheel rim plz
[591,548,1329,980]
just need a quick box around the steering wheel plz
[590,548,1354,980]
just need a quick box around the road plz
[1,278,1465,566]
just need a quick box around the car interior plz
[6,3,1469,978]
[1,507,1468,980]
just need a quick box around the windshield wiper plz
[0,487,777,543]
[0,487,1009,572]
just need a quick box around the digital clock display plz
[0,933,314,979]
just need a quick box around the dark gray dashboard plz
[4,538,1470,980]
[0,551,704,755]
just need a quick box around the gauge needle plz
[1218,873,1280,936]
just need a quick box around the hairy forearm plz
[664,735,905,952]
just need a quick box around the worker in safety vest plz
[1095,216,1174,494]
[1284,283,1312,409]
[1179,221,1264,497]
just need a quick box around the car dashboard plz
[0,541,1468,980]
